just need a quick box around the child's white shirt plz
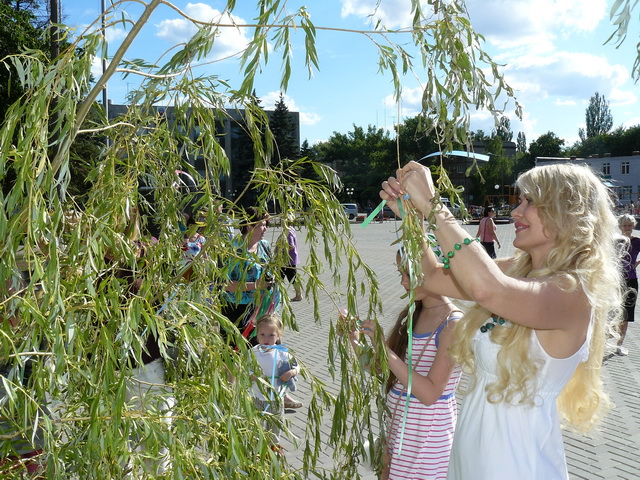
[251,345,294,401]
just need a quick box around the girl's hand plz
[358,319,377,341]
[279,369,295,382]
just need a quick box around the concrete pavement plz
[274,220,640,479]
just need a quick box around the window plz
[602,163,610,175]
[622,161,630,174]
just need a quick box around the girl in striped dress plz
[356,249,463,479]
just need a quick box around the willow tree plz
[0,0,519,478]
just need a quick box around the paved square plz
[272,220,640,479]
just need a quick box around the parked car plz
[341,203,358,220]
[382,205,396,219]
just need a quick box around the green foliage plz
[316,125,397,207]
[0,0,520,477]
[607,0,640,82]
[566,124,640,158]
[585,92,614,138]
[469,135,515,205]
[269,93,299,162]
[516,131,527,153]
[528,131,565,158]
[494,116,513,142]
[0,2,48,125]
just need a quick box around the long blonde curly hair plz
[450,163,623,433]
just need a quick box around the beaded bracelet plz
[442,237,480,269]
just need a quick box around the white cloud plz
[261,91,321,126]
[91,56,104,81]
[340,0,431,29]
[106,26,127,43]
[503,51,633,106]
[300,112,322,126]
[466,0,607,51]
[155,3,251,60]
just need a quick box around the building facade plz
[536,152,640,205]
[107,102,300,199]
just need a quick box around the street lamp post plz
[346,187,355,202]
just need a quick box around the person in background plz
[222,207,275,344]
[617,214,640,356]
[280,220,303,302]
[347,238,463,480]
[476,206,501,258]
[381,161,623,480]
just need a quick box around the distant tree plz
[469,134,514,205]
[0,2,49,124]
[395,115,439,163]
[529,131,565,158]
[299,139,315,160]
[470,129,489,141]
[315,124,395,206]
[613,125,640,155]
[269,92,298,162]
[578,127,586,143]
[494,116,513,142]
[585,92,613,138]
[516,131,527,153]
[568,124,640,158]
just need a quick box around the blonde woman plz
[381,162,622,480]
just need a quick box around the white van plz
[341,203,358,220]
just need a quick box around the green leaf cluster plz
[0,0,523,477]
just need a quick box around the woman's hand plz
[380,161,438,216]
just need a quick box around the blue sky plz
[62,0,640,150]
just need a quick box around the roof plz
[420,150,491,162]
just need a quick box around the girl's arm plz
[361,318,458,407]
[225,277,272,293]
[278,354,299,382]
[278,366,298,382]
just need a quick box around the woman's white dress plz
[447,324,590,480]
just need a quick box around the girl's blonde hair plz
[255,314,283,336]
[451,163,623,432]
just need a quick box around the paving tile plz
[270,221,640,479]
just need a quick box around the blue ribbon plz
[256,344,290,412]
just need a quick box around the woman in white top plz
[380,162,623,480]
[475,206,501,258]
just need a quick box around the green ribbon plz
[361,199,386,227]
[395,198,413,456]
[361,197,414,456]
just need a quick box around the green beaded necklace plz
[480,315,506,333]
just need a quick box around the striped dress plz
[385,315,463,480]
